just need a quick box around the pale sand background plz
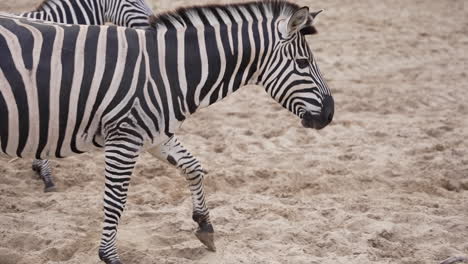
[0,0,467,263]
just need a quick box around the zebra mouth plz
[301,118,329,130]
[301,118,316,129]
[301,114,329,130]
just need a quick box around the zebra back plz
[19,0,153,28]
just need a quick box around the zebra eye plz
[296,58,309,69]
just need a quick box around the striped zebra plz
[20,0,153,28]
[0,1,334,263]
[18,0,154,192]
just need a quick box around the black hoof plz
[195,228,216,251]
[44,185,57,193]
[100,257,123,264]
[440,256,468,264]
[101,259,122,264]
[192,214,215,251]
[44,182,57,193]
[106,260,123,264]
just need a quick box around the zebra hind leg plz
[32,159,56,192]
[98,123,143,264]
[148,136,215,251]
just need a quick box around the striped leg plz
[148,136,215,251]
[99,123,143,264]
[32,159,56,192]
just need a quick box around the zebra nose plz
[321,95,334,125]
[301,95,334,130]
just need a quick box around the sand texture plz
[0,0,467,263]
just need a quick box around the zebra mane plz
[34,0,54,11]
[149,0,301,29]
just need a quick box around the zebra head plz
[259,7,334,130]
[104,0,153,28]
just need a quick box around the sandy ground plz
[0,0,467,263]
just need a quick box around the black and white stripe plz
[17,0,153,192]
[20,0,153,28]
[0,1,334,263]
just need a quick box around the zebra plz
[17,0,154,192]
[20,0,153,28]
[0,0,334,263]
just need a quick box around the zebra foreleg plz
[148,136,215,251]
[98,126,143,264]
[32,159,56,192]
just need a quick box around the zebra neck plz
[153,16,274,118]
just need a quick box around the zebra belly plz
[0,109,101,159]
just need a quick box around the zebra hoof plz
[99,251,123,264]
[195,229,216,252]
[101,259,123,264]
[440,256,468,264]
[44,180,56,192]
[105,260,123,264]
[44,185,57,193]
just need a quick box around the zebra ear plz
[287,7,310,34]
[309,9,324,21]
[300,10,323,35]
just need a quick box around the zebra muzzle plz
[302,95,334,129]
